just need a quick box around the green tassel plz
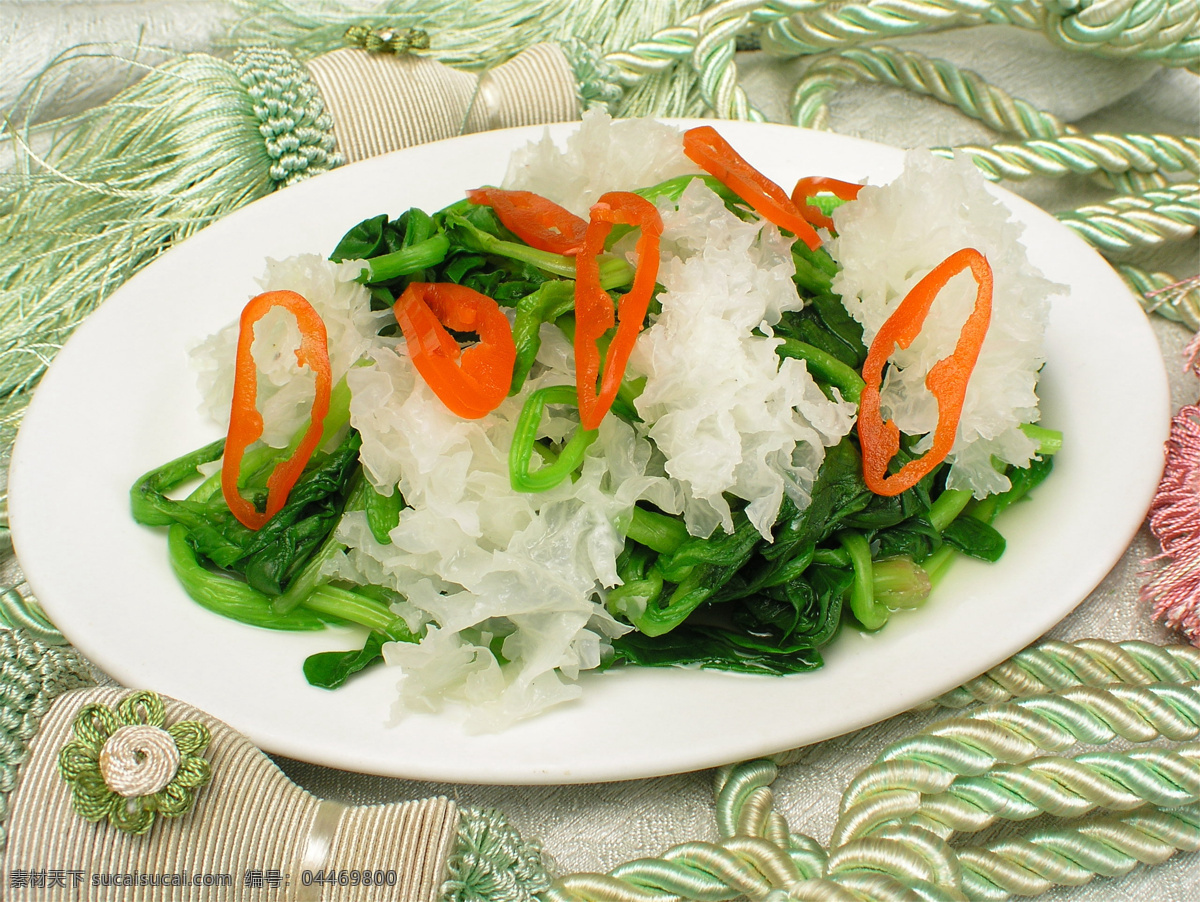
[0,43,337,527]
[0,628,97,851]
[442,806,553,902]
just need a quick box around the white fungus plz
[628,180,856,539]
[189,124,1053,729]
[831,150,1060,497]
[191,254,388,447]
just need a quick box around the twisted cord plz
[763,0,994,56]
[834,682,1200,844]
[0,586,66,647]
[546,646,1200,901]
[602,1,805,84]
[1043,0,1200,70]
[547,745,1200,900]
[561,39,628,112]
[825,825,965,892]
[601,0,775,118]
[1119,265,1200,330]
[900,744,1200,836]
[932,133,1200,194]
[597,0,1198,126]
[956,804,1200,899]
[923,639,1200,710]
[545,758,831,901]
[761,0,1200,70]
[600,1,833,118]
[790,44,1072,138]
[604,25,700,85]
[1056,181,1200,255]
[691,0,768,120]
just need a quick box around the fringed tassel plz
[0,42,336,524]
[442,806,553,902]
[1142,333,1200,645]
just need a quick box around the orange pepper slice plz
[222,290,332,531]
[682,126,822,250]
[394,282,516,419]
[790,176,863,232]
[574,191,662,431]
[858,248,993,496]
[467,187,589,256]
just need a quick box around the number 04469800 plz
[301,870,398,887]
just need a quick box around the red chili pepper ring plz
[394,282,517,420]
[222,290,332,531]
[858,247,994,497]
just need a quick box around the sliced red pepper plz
[790,176,863,232]
[574,191,662,431]
[467,187,588,256]
[859,248,993,496]
[394,282,516,419]
[222,290,332,531]
[682,126,822,250]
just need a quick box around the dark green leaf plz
[330,214,389,262]
[776,307,861,370]
[810,292,866,365]
[237,432,364,595]
[608,627,823,675]
[167,525,328,631]
[941,516,1006,562]
[873,518,941,560]
[766,438,871,558]
[304,632,387,689]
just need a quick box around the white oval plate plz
[9,121,1169,784]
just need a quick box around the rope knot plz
[344,25,431,55]
[57,691,212,835]
[98,724,180,798]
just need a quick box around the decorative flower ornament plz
[57,691,211,834]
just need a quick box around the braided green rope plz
[762,0,996,56]
[0,586,66,646]
[690,0,771,120]
[231,45,343,187]
[545,640,1200,902]
[761,0,1200,70]
[0,628,96,851]
[597,1,807,118]
[931,133,1200,193]
[1056,181,1200,255]
[836,684,1200,841]
[605,24,699,85]
[790,43,1073,137]
[601,0,1199,122]
[924,638,1200,709]
[956,805,1200,899]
